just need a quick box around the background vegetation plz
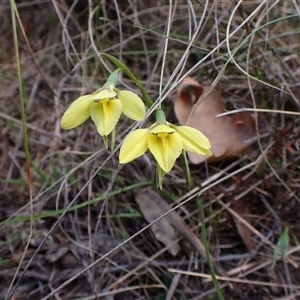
[1,0,300,299]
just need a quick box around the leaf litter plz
[134,189,181,256]
[174,77,256,164]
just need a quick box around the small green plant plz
[272,227,290,268]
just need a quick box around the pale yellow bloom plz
[61,87,145,136]
[119,122,212,172]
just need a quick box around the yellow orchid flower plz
[119,109,212,173]
[60,70,145,136]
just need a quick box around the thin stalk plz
[6,1,34,299]
[197,198,225,300]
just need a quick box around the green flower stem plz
[155,108,167,125]
[102,68,120,89]
[101,53,153,107]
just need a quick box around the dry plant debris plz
[134,189,181,256]
[174,77,256,164]
[231,198,254,252]
[1,1,300,299]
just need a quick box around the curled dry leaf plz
[174,77,255,164]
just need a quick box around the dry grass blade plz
[168,268,300,290]
[142,187,228,278]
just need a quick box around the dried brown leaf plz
[134,189,181,256]
[174,77,255,164]
[231,199,253,252]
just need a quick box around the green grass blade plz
[1,181,150,225]
[197,198,225,300]
[179,151,194,190]
[7,1,34,298]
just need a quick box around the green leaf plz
[272,227,290,268]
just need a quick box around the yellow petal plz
[173,125,212,156]
[90,88,117,101]
[119,129,149,163]
[150,124,174,134]
[61,95,93,129]
[90,99,122,136]
[148,130,182,172]
[116,90,146,121]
